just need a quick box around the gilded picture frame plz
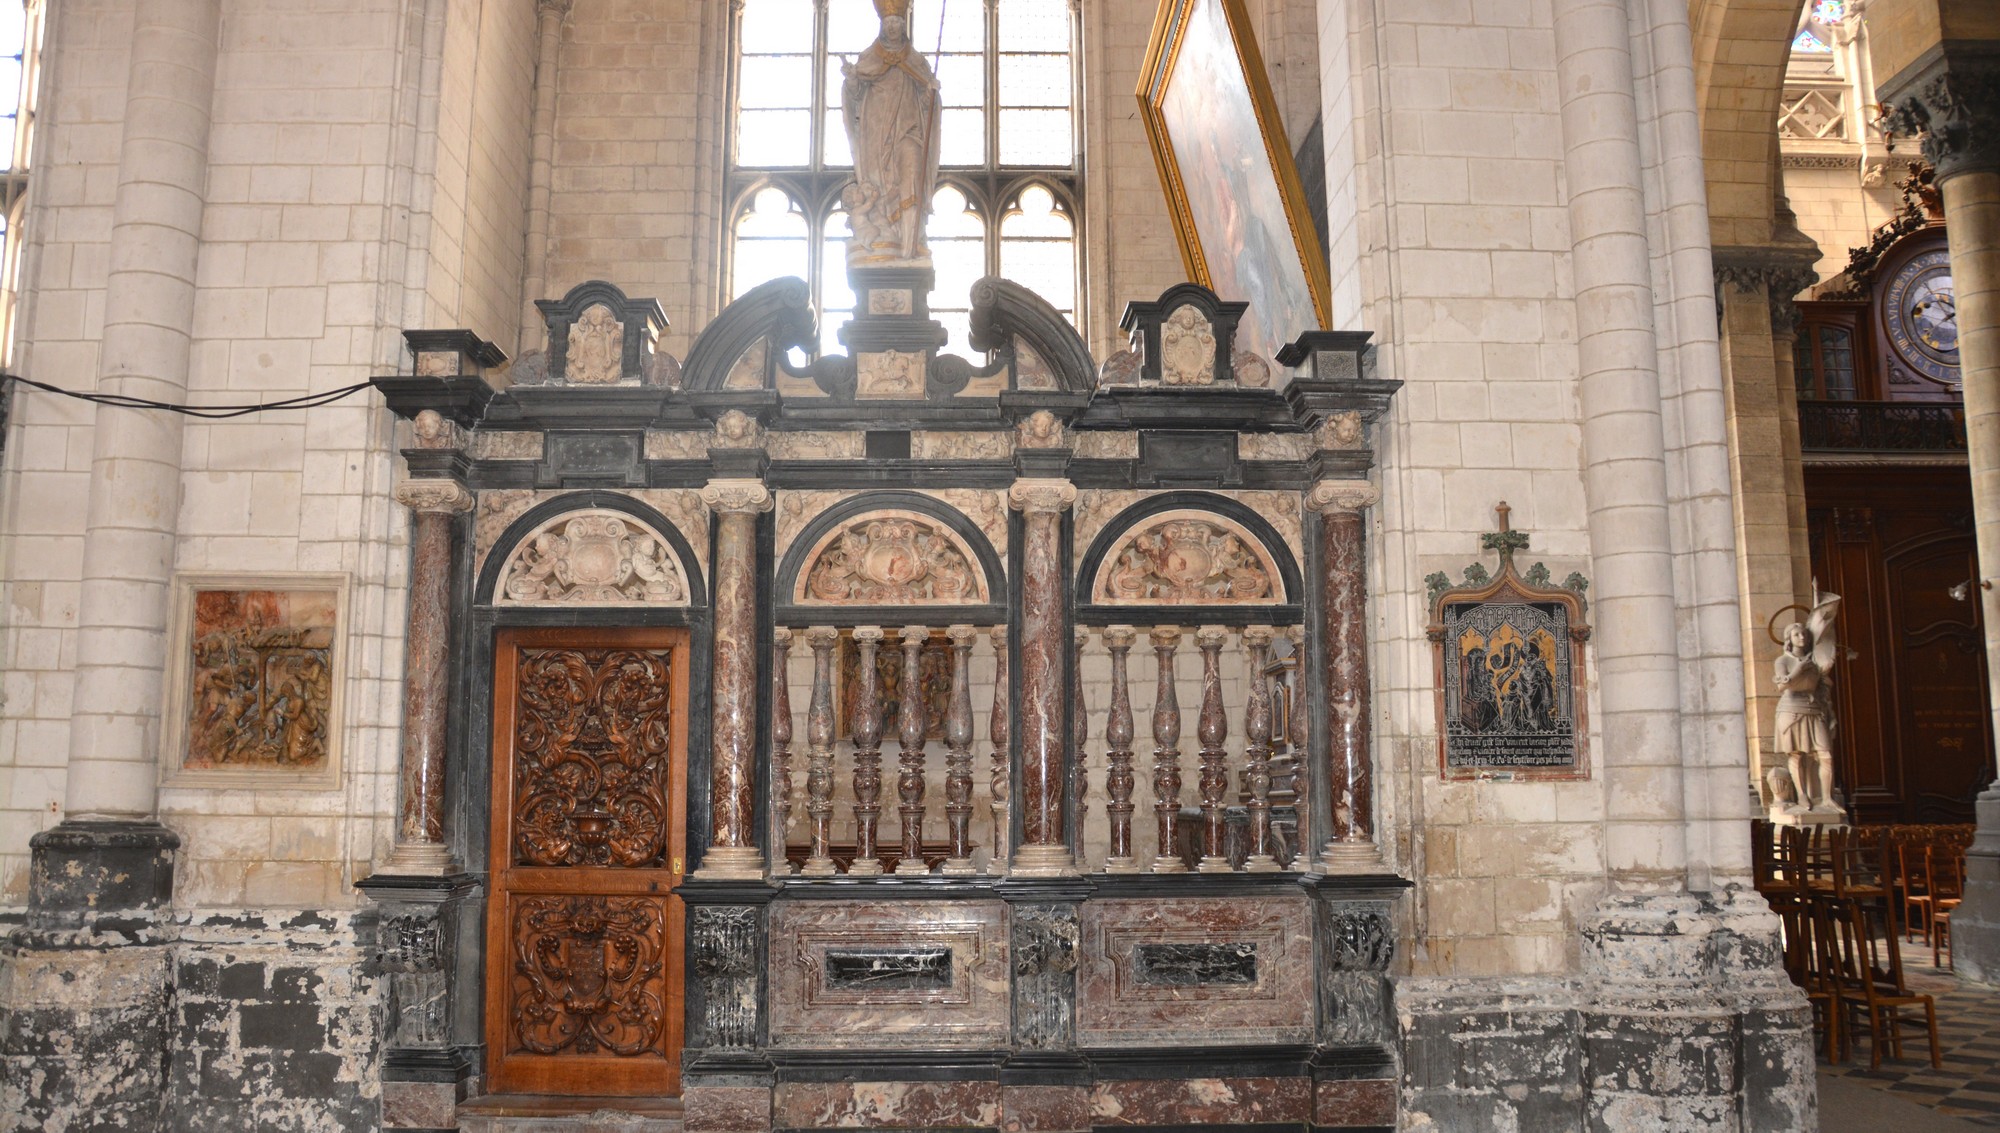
[1136,0,1332,362]
[159,572,350,791]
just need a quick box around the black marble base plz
[26,818,179,933]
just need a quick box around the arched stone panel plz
[773,491,1007,623]
[1074,491,1304,622]
[476,491,708,608]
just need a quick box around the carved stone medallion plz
[566,303,625,385]
[496,510,689,606]
[856,350,927,398]
[796,511,987,605]
[1159,304,1216,385]
[1091,510,1284,605]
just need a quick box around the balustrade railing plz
[1799,400,1967,452]
[773,621,1307,879]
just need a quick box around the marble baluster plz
[801,627,840,877]
[1102,626,1139,874]
[696,479,774,879]
[849,626,886,876]
[1287,625,1308,870]
[988,625,1011,876]
[1310,481,1383,871]
[1008,478,1078,875]
[942,625,978,875]
[1149,627,1186,874]
[895,625,931,876]
[1070,627,1090,861]
[1242,626,1279,872]
[771,628,796,876]
[1194,626,1232,873]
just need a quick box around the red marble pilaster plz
[1309,480,1382,871]
[387,478,472,874]
[697,479,773,879]
[1008,478,1077,875]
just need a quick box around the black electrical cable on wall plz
[0,373,376,419]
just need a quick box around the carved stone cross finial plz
[1480,500,1531,569]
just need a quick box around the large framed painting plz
[160,573,349,790]
[1137,0,1331,362]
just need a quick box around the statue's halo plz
[1765,603,1811,645]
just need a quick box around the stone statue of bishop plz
[841,0,942,267]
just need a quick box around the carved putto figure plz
[840,0,942,265]
[1770,590,1844,817]
[1098,517,1277,604]
[1158,305,1216,385]
[566,303,624,385]
[500,513,687,606]
[801,515,984,604]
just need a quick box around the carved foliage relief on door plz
[511,895,668,1058]
[513,648,674,868]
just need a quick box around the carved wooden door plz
[487,627,689,1096]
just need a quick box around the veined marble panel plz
[468,431,544,461]
[773,1081,1002,1129]
[644,429,711,461]
[768,900,1010,1049]
[910,431,1012,461]
[1076,895,1314,1048]
[767,431,864,460]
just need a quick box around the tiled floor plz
[1819,945,2000,1126]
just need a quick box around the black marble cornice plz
[998,389,1093,423]
[1080,385,1296,432]
[1282,376,1403,431]
[1295,872,1414,900]
[1087,1042,1316,1080]
[764,459,1014,490]
[372,374,497,427]
[682,388,781,428]
[481,386,671,431]
[771,1049,1007,1082]
[674,877,780,906]
[768,399,1014,430]
[771,876,1003,900]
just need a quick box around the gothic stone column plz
[1308,479,1384,872]
[697,479,774,880]
[383,476,474,874]
[1883,38,2000,982]
[1008,478,1078,877]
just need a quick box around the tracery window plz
[728,0,1080,355]
[0,0,42,366]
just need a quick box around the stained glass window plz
[0,0,39,368]
[729,0,1081,354]
[1812,0,1844,23]
[1791,30,1832,53]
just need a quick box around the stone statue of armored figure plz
[1769,590,1844,821]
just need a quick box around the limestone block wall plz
[1783,165,1901,284]
[1325,0,1607,978]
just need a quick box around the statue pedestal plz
[841,264,946,400]
[1767,806,1846,828]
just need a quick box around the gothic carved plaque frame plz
[1427,515,1592,782]
[159,571,350,791]
[1073,491,1302,626]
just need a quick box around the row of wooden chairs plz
[1874,825,1973,962]
[1753,821,1943,1069]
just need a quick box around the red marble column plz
[1242,625,1279,872]
[1309,479,1383,872]
[894,625,931,876]
[1148,626,1186,874]
[988,626,1010,876]
[385,478,473,874]
[1008,478,1078,876]
[802,626,840,877]
[1194,626,1232,873]
[943,624,978,875]
[696,479,773,880]
[1102,625,1139,874]
[771,627,795,876]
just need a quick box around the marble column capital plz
[1007,477,1078,514]
[946,623,978,646]
[535,0,573,17]
[1241,624,1275,648]
[700,478,774,514]
[1148,625,1181,649]
[1306,479,1380,514]
[805,624,840,648]
[1712,243,1821,337]
[393,478,474,514]
[1882,49,2000,182]
[1103,624,1136,649]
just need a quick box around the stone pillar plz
[1308,479,1383,872]
[1883,42,2000,981]
[517,0,571,354]
[697,479,774,880]
[1553,0,1688,892]
[383,477,474,874]
[1008,477,1078,877]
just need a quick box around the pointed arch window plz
[727,0,1082,354]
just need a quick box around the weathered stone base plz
[1397,890,1816,1133]
[1949,788,2000,985]
[0,909,380,1133]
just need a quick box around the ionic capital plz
[393,478,474,514]
[1306,479,1380,514]
[805,625,841,649]
[1241,625,1276,648]
[699,478,774,514]
[1007,478,1077,514]
[1103,624,1137,650]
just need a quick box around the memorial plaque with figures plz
[1428,505,1592,781]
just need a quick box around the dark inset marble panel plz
[1316,1078,1398,1128]
[1131,941,1258,987]
[1088,1076,1311,1125]
[1003,1084,1091,1132]
[686,1084,773,1133]
[823,948,953,992]
[1077,895,1314,1048]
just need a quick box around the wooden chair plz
[1827,834,1940,1069]
[1897,831,1933,945]
[1928,843,1966,968]
[1773,826,1842,1060]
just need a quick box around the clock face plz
[1884,249,1960,385]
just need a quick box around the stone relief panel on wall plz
[1091,510,1284,605]
[496,511,689,607]
[164,574,347,787]
[794,512,988,605]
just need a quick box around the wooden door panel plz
[1886,539,1988,821]
[488,628,688,1097]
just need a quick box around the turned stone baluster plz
[771,628,796,876]
[1242,626,1278,872]
[801,627,840,877]
[850,626,886,876]
[1195,625,1231,873]
[1102,626,1139,874]
[1149,627,1186,874]
[943,625,978,875]
[1287,625,1308,870]
[895,625,931,876]
[988,626,1011,876]
[1070,627,1090,858]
